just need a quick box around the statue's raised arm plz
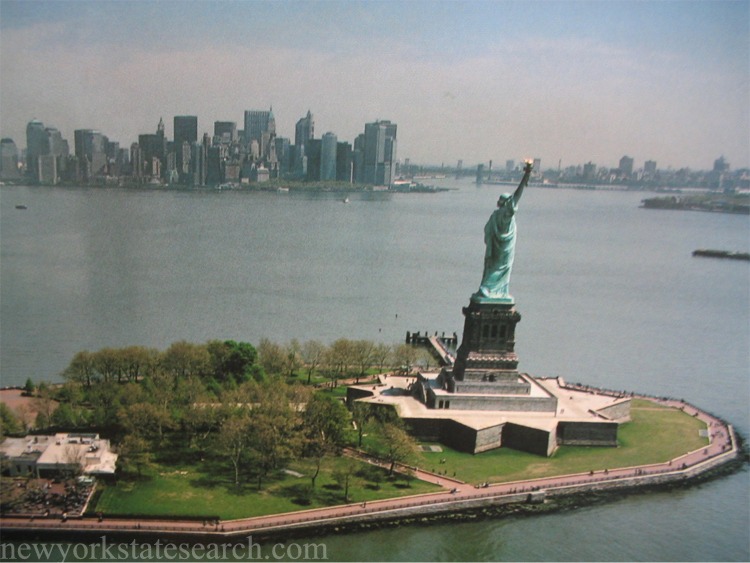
[473,160,534,303]
[513,160,534,206]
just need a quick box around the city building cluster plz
[0,110,746,190]
[0,110,398,188]
[468,155,748,191]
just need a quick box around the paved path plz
[0,395,739,538]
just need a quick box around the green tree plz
[392,344,419,375]
[371,343,392,374]
[0,402,21,438]
[332,457,359,502]
[325,338,354,387]
[87,381,123,429]
[351,402,373,447]
[161,341,211,379]
[247,383,301,490]
[352,340,374,383]
[207,340,259,384]
[62,350,98,388]
[118,434,153,478]
[258,338,285,376]
[93,347,126,383]
[378,421,418,476]
[50,402,85,429]
[120,346,160,383]
[32,384,56,429]
[301,340,327,384]
[216,414,251,486]
[282,339,303,379]
[119,402,174,444]
[303,394,350,488]
[23,378,35,395]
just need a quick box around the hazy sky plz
[1,0,747,170]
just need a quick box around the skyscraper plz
[25,120,47,181]
[619,155,634,177]
[174,116,197,183]
[0,138,20,180]
[214,121,237,144]
[320,132,338,181]
[363,120,397,187]
[294,111,314,176]
[74,129,107,181]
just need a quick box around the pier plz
[405,331,457,366]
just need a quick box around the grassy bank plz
[95,455,437,520]
[417,399,708,484]
[95,399,707,519]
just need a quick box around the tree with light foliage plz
[216,414,251,486]
[301,340,327,384]
[378,421,418,476]
[303,394,350,488]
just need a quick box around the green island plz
[1,337,727,529]
[92,398,707,520]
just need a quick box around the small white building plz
[0,433,117,478]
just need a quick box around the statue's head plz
[497,193,512,207]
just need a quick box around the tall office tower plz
[138,118,167,178]
[713,156,729,172]
[191,138,207,186]
[305,139,322,181]
[506,160,515,172]
[336,141,353,182]
[533,158,542,175]
[294,110,314,175]
[363,120,397,187]
[320,132,338,181]
[74,129,107,181]
[37,155,58,185]
[619,155,634,177]
[174,115,198,179]
[214,121,237,144]
[582,162,597,180]
[644,160,657,175]
[274,137,291,175]
[130,143,143,179]
[45,127,69,181]
[174,115,198,146]
[244,109,275,157]
[45,128,67,158]
[0,138,20,179]
[26,120,47,181]
[352,133,365,182]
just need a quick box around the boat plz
[342,197,350,203]
[15,205,27,210]
[277,187,290,192]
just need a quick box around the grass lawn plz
[95,455,438,520]
[417,399,709,485]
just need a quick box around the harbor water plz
[1,179,748,561]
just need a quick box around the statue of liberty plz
[473,161,533,302]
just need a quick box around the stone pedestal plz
[452,297,523,385]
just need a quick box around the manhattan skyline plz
[0,0,747,171]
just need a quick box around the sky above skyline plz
[1,0,748,171]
